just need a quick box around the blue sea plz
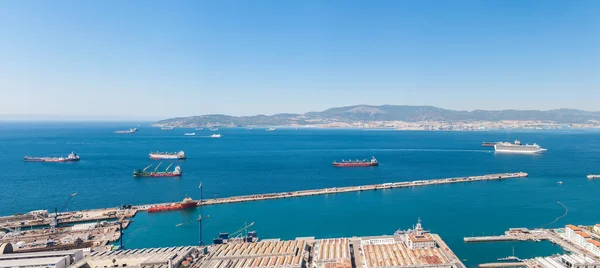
[2,122,600,267]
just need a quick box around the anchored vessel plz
[494,140,547,154]
[147,197,196,213]
[266,127,276,131]
[184,132,196,136]
[114,128,137,134]
[482,141,500,147]
[149,150,186,160]
[133,162,182,177]
[24,152,80,162]
[587,174,600,179]
[333,157,378,167]
[210,134,222,138]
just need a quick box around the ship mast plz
[154,162,162,172]
[165,162,173,171]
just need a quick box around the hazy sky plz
[1,0,599,119]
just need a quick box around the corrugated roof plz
[575,231,591,238]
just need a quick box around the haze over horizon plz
[1,0,599,119]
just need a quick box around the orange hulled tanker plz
[147,197,197,213]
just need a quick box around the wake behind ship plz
[333,157,379,167]
[494,140,547,154]
[133,162,182,177]
[24,152,80,162]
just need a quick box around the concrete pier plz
[138,172,527,210]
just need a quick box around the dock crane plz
[175,215,210,246]
[228,222,255,243]
[50,193,77,232]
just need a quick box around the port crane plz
[50,193,77,232]
[175,214,210,246]
[228,222,255,243]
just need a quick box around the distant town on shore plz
[153,105,600,131]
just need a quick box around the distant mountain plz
[154,105,600,127]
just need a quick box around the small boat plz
[149,150,186,160]
[209,127,218,131]
[114,128,137,134]
[333,157,378,167]
[147,197,197,213]
[133,163,182,177]
[24,152,80,162]
[266,127,276,131]
[498,247,520,261]
[210,134,222,138]
[184,132,196,136]
[587,174,600,179]
[557,181,563,184]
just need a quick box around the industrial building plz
[72,246,197,267]
[0,249,83,268]
[202,239,308,268]
[312,238,351,268]
[531,254,600,268]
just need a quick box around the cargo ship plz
[333,157,378,167]
[24,152,80,162]
[494,140,547,154]
[114,128,137,134]
[149,150,186,160]
[133,162,182,177]
[147,197,197,213]
[482,141,500,147]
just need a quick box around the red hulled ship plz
[147,197,197,213]
[333,157,379,167]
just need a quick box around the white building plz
[584,239,600,257]
[594,224,600,235]
[565,224,581,240]
[0,249,83,268]
[406,219,436,249]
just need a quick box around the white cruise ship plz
[494,140,547,154]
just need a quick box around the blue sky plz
[1,0,598,119]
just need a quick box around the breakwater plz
[133,172,528,210]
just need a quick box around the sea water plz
[1,122,600,267]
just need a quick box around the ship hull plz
[482,142,498,147]
[133,172,182,177]
[149,155,185,160]
[494,148,547,154]
[333,162,379,167]
[147,202,196,213]
[24,157,80,162]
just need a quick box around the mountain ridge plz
[154,105,600,127]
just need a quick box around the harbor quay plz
[0,172,525,261]
[465,224,600,268]
[0,219,465,268]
